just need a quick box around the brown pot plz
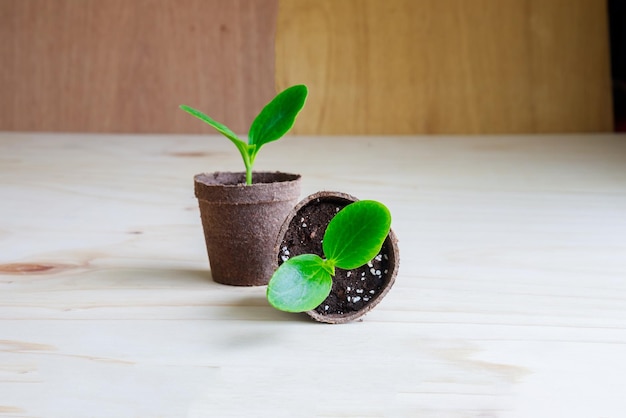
[194,171,301,286]
[274,191,399,323]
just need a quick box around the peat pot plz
[274,191,399,323]
[194,171,301,286]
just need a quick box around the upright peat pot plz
[180,85,308,286]
[194,171,300,286]
[269,191,399,323]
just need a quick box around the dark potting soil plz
[278,197,392,316]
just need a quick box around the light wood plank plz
[1,132,626,416]
[0,0,277,133]
[276,0,612,134]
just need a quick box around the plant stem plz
[244,146,260,185]
[321,259,336,276]
[237,145,254,185]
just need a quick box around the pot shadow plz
[162,268,311,323]
[207,295,315,350]
[106,265,217,288]
[221,294,313,323]
[81,263,316,324]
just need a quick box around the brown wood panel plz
[276,0,613,134]
[0,0,277,133]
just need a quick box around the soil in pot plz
[195,171,301,286]
[275,191,399,323]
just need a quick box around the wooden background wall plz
[0,0,278,134]
[0,0,613,134]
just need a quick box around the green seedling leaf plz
[267,254,333,312]
[179,105,244,145]
[249,85,308,149]
[323,200,391,270]
[179,104,252,173]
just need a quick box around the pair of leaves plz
[179,85,308,184]
[267,200,392,313]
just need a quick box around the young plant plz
[267,200,392,312]
[180,85,308,185]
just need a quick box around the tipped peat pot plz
[195,171,301,286]
[273,191,399,323]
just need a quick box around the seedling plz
[180,85,308,185]
[267,200,392,312]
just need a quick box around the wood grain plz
[1,132,625,416]
[0,0,277,133]
[276,0,613,134]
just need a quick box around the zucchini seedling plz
[180,85,308,185]
[267,200,392,312]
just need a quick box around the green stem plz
[321,259,336,276]
[235,144,254,185]
[246,166,252,185]
[245,146,258,186]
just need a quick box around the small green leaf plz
[267,254,332,313]
[179,105,244,145]
[179,104,253,183]
[248,85,308,148]
[322,200,391,270]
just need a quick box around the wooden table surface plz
[1,133,625,417]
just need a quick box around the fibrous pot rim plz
[194,171,301,205]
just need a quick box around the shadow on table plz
[140,266,314,323]
[39,261,318,324]
[222,294,314,323]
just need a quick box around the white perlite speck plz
[352,296,361,303]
